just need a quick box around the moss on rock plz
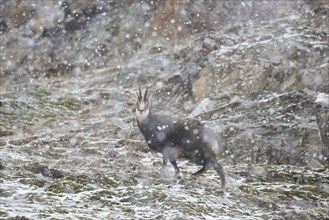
[19,178,46,187]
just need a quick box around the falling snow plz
[0,0,328,219]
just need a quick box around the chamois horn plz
[144,88,149,101]
[138,86,142,101]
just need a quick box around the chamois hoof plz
[176,175,182,180]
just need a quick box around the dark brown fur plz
[135,87,227,191]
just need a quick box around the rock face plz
[0,0,328,219]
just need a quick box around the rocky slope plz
[0,0,328,219]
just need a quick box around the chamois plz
[135,87,227,191]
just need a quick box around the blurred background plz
[0,0,328,219]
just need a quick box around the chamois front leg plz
[160,155,168,170]
[169,159,181,179]
[165,147,181,179]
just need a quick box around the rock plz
[180,61,200,81]
[24,162,64,179]
[315,93,329,164]
[0,0,329,218]
[203,38,217,50]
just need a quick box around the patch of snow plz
[315,93,329,107]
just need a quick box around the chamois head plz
[135,86,151,122]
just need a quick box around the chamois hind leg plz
[212,161,227,191]
[192,162,212,179]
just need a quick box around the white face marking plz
[136,100,150,123]
[135,87,152,123]
[136,107,149,122]
[139,102,145,110]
